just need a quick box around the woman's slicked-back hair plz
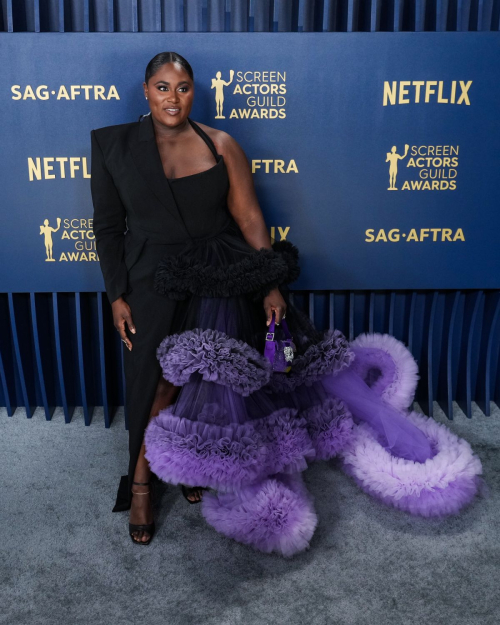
[144,51,194,84]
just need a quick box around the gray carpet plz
[1,402,498,625]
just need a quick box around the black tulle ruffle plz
[153,236,300,301]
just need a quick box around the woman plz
[91,52,484,554]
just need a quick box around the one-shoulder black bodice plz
[166,118,223,183]
[152,115,231,241]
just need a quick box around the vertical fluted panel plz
[298,0,316,30]
[478,0,495,30]
[456,0,473,30]
[346,0,360,31]
[2,0,500,31]
[53,293,76,423]
[476,292,500,415]
[0,347,12,415]
[370,0,382,31]
[1,289,499,420]
[162,0,184,31]
[136,0,162,31]
[276,0,295,31]
[435,292,458,418]
[387,292,396,335]
[185,0,204,31]
[96,292,111,427]
[75,293,92,425]
[207,0,225,30]
[6,0,13,31]
[8,294,36,417]
[328,292,335,330]
[228,0,248,30]
[393,0,404,31]
[0,295,13,415]
[418,292,440,416]
[367,292,375,333]
[455,291,484,418]
[407,292,418,356]
[347,291,355,341]
[414,0,426,31]
[308,292,314,323]
[30,293,53,421]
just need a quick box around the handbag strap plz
[265,311,292,341]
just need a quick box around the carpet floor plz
[1,402,498,625]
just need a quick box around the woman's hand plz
[111,296,136,351]
[263,287,287,326]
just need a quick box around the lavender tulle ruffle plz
[143,228,485,556]
[156,327,272,396]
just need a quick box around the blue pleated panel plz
[1,290,499,421]
[3,0,500,31]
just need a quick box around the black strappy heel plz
[181,484,208,504]
[129,480,156,545]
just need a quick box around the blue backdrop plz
[1,32,499,292]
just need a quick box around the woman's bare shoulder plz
[193,121,241,157]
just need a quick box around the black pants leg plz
[111,258,179,512]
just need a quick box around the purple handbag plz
[264,311,297,373]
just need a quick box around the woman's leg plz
[129,376,180,543]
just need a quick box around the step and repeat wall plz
[1,32,499,293]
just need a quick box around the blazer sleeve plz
[90,129,128,305]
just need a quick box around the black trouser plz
[112,242,182,512]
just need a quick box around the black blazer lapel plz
[127,112,186,228]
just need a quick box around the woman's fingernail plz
[131,328,136,334]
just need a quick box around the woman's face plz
[143,62,194,127]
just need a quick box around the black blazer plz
[90,114,227,305]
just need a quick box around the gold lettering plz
[28,157,42,181]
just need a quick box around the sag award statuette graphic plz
[211,70,235,118]
[386,144,409,190]
[40,217,61,261]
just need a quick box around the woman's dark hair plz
[144,51,194,84]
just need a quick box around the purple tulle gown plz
[143,220,484,557]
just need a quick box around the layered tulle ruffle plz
[143,226,485,556]
[156,327,272,395]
